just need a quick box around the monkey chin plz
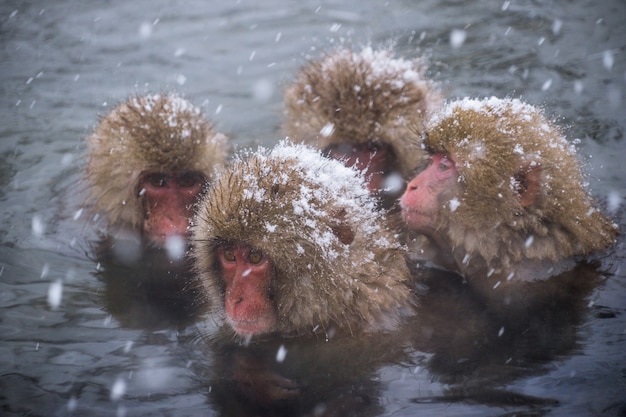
[227,315,277,339]
[400,206,435,232]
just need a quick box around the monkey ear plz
[514,163,542,208]
[329,208,355,245]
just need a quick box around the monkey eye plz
[366,141,385,153]
[177,172,205,188]
[222,249,236,262]
[439,160,451,171]
[144,173,167,188]
[413,159,432,174]
[248,250,264,264]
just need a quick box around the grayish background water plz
[1,0,624,416]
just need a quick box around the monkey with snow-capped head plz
[400,97,618,308]
[86,93,229,255]
[192,141,413,340]
[283,46,441,209]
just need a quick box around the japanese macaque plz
[283,46,441,209]
[192,141,413,339]
[85,93,229,255]
[400,97,618,307]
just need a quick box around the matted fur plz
[86,93,229,231]
[423,97,618,273]
[192,141,413,336]
[283,46,441,178]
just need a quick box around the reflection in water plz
[407,263,604,413]
[182,262,607,416]
[94,238,203,330]
[189,325,409,417]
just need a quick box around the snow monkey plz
[400,97,618,307]
[86,93,229,250]
[283,46,441,209]
[192,141,413,339]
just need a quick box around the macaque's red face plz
[218,245,277,337]
[325,142,404,204]
[138,171,205,246]
[400,154,457,232]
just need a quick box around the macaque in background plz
[86,92,229,261]
[283,46,441,209]
[400,97,618,308]
[192,141,413,340]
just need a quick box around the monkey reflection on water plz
[85,92,229,263]
[400,97,618,310]
[192,141,414,340]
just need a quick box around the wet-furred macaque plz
[400,97,618,307]
[85,93,229,258]
[283,46,441,209]
[192,141,413,339]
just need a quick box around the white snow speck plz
[32,215,45,237]
[47,280,63,310]
[552,19,562,35]
[574,80,584,94]
[67,397,78,412]
[450,29,467,49]
[276,345,287,362]
[524,235,534,248]
[603,50,614,71]
[139,22,152,39]
[253,78,274,102]
[541,79,552,91]
[607,190,622,213]
[110,377,126,401]
[175,74,186,85]
[382,172,404,195]
[320,122,335,137]
[449,198,460,212]
[165,235,185,260]
[498,326,505,337]
[41,263,50,279]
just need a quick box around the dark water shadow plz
[406,262,607,415]
[186,317,415,417]
[92,238,203,330]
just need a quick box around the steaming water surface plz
[1,0,625,416]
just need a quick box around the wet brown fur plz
[422,98,618,277]
[283,47,441,179]
[192,143,413,337]
[86,93,229,232]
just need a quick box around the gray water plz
[1,0,625,416]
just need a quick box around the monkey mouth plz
[228,317,274,337]
[400,206,435,230]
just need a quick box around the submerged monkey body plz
[193,142,413,338]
